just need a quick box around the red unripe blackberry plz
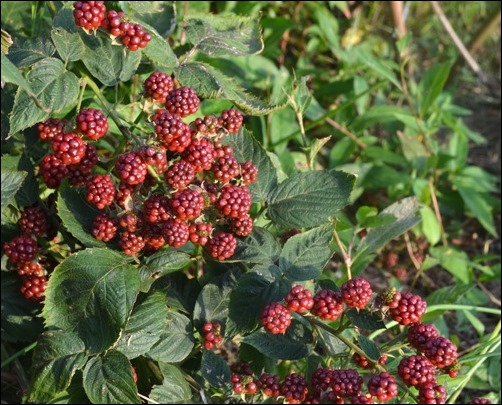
[116,182,137,208]
[390,291,427,325]
[37,118,68,142]
[280,373,308,404]
[424,336,458,368]
[20,274,47,302]
[165,159,195,190]
[201,321,223,350]
[213,155,240,184]
[162,218,189,248]
[397,355,437,387]
[259,373,281,397]
[18,207,47,237]
[86,174,115,209]
[182,138,215,172]
[407,323,440,352]
[240,160,258,185]
[217,185,252,219]
[165,87,200,117]
[115,152,147,185]
[376,287,401,309]
[231,373,244,394]
[52,133,86,165]
[227,214,254,237]
[284,285,314,313]
[260,302,291,335]
[143,194,171,224]
[213,142,234,158]
[205,231,237,261]
[311,289,344,320]
[91,213,118,242]
[76,108,109,140]
[4,235,38,265]
[101,10,125,36]
[131,366,138,384]
[219,108,243,133]
[367,372,398,402]
[67,143,98,186]
[311,367,334,393]
[153,110,192,153]
[144,71,174,104]
[350,393,374,404]
[73,1,106,30]
[142,224,166,250]
[352,353,373,369]
[120,23,151,51]
[418,383,447,404]
[385,251,399,268]
[137,144,168,174]
[191,115,219,136]
[17,262,45,277]
[40,155,69,189]
[188,222,213,246]
[330,369,363,398]
[170,189,204,220]
[119,231,145,255]
[468,398,493,404]
[341,277,373,309]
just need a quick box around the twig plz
[333,226,352,279]
[325,117,367,149]
[478,281,502,307]
[390,1,406,38]
[138,393,159,404]
[428,179,448,246]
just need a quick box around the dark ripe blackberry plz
[116,182,137,209]
[120,23,151,51]
[119,211,142,232]
[170,189,204,220]
[119,231,145,255]
[115,152,148,185]
[397,355,437,387]
[76,108,109,140]
[4,235,39,265]
[240,161,258,185]
[37,118,68,142]
[91,213,118,242]
[216,185,252,219]
[142,224,166,250]
[311,367,335,393]
[407,323,440,352]
[67,143,98,186]
[205,231,237,261]
[144,71,174,104]
[341,277,373,309]
[259,373,281,397]
[213,155,240,184]
[191,115,219,136]
[153,110,192,153]
[101,10,125,36]
[20,274,47,302]
[367,372,398,402]
[143,194,171,224]
[219,108,244,133]
[330,369,363,398]
[231,361,253,376]
[164,159,195,190]
[18,207,47,237]
[284,285,314,313]
[165,87,200,118]
[73,1,106,30]
[52,133,86,165]
[40,155,69,189]
[227,214,254,237]
[138,144,168,174]
[17,262,45,277]
[162,218,190,248]
[188,222,213,246]
[424,336,458,368]
[280,373,308,404]
[468,398,493,404]
[311,289,344,321]
[86,174,115,209]
[390,291,427,326]
[182,138,215,172]
[418,383,447,404]
[260,302,291,335]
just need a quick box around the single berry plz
[397,355,437,387]
[285,285,314,313]
[116,182,137,209]
[407,323,440,352]
[468,398,493,404]
[182,138,215,172]
[138,144,168,174]
[390,291,427,325]
[115,152,147,185]
[330,369,363,398]
[170,189,204,220]
[18,207,47,237]
[191,115,219,135]
[376,287,401,309]
[352,353,374,369]
[143,194,171,224]
[341,277,373,309]
[3,235,38,265]
[424,336,458,368]
[213,142,234,158]
[20,275,47,302]
[385,251,399,268]
[212,155,240,184]
[227,214,254,237]
[165,87,200,117]
[219,108,243,133]
[40,155,69,189]
[217,185,252,218]
[442,359,460,378]
[119,231,145,255]
[259,373,281,397]
[205,231,237,261]
[165,160,196,190]
[144,71,174,104]
[162,218,190,248]
[76,108,109,140]
[52,133,86,165]
[142,224,166,250]
[67,143,98,186]
[311,368,335,393]
[131,366,138,384]
[260,302,291,335]
[17,262,45,277]
[73,1,106,30]
[120,23,151,51]
[101,10,125,36]
[188,222,213,246]
[311,289,344,320]
[367,372,398,402]
[91,213,118,242]
[240,160,258,185]
[37,118,68,142]
[86,174,115,209]
[417,383,447,404]
[280,373,308,404]
[153,110,192,153]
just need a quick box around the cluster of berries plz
[73,1,151,51]
[201,321,224,350]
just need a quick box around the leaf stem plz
[1,341,37,369]
[333,225,352,279]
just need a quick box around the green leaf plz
[1,168,26,212]
[150,363,192,404]
[114,292,167,359]
[309,136,331,166]
[222,128,278,203]
[345,308,386,331]
[426,284,474,307]
[200,350,231,389]
[353,47,401,89]
[185,14,263,57]
[351,105,414,132]
[51,28,85,63]
[279,224,334,281]
[8,36,56,68]
[231,227,281,264]
[29,331,87,404]
[456,186,497,237]
[175,62,283,115]
[83,351,139,404]
[43,248,140,353]
[1,53,37,97]
[1,28,13,54]
[418,62,451,116]
[291,75,313,115]
[139,250,193,292]
[135,20,178,69]
[317,328,345,355]
[267,170,355,228]
[357,335,380,361]
[146,311,195,363]
[430,246,471,284]
[123,1,177,37]
[57,182,105,248]
[420,206,441,246]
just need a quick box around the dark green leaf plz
[1,168,27,211]
[1,53,37,97]
[231,227,281,264]
[200,350,231,389]
[51,28,85,63]
[426,284,474,307]
[140,250,193,291]
[8,36,56,68]
[267,170,355,228]
[345,308,386,331]
[139,21,178,69]
[123,2,177,37]
[83,351,139,404]
[316,328,345,355]
[353,47,401,89]
[150,363,192,404]
[418,62,451,116]
[357,335,380,361]
[42,248,140,353]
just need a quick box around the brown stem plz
[325,117,367,149]
[428,179,448,246]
